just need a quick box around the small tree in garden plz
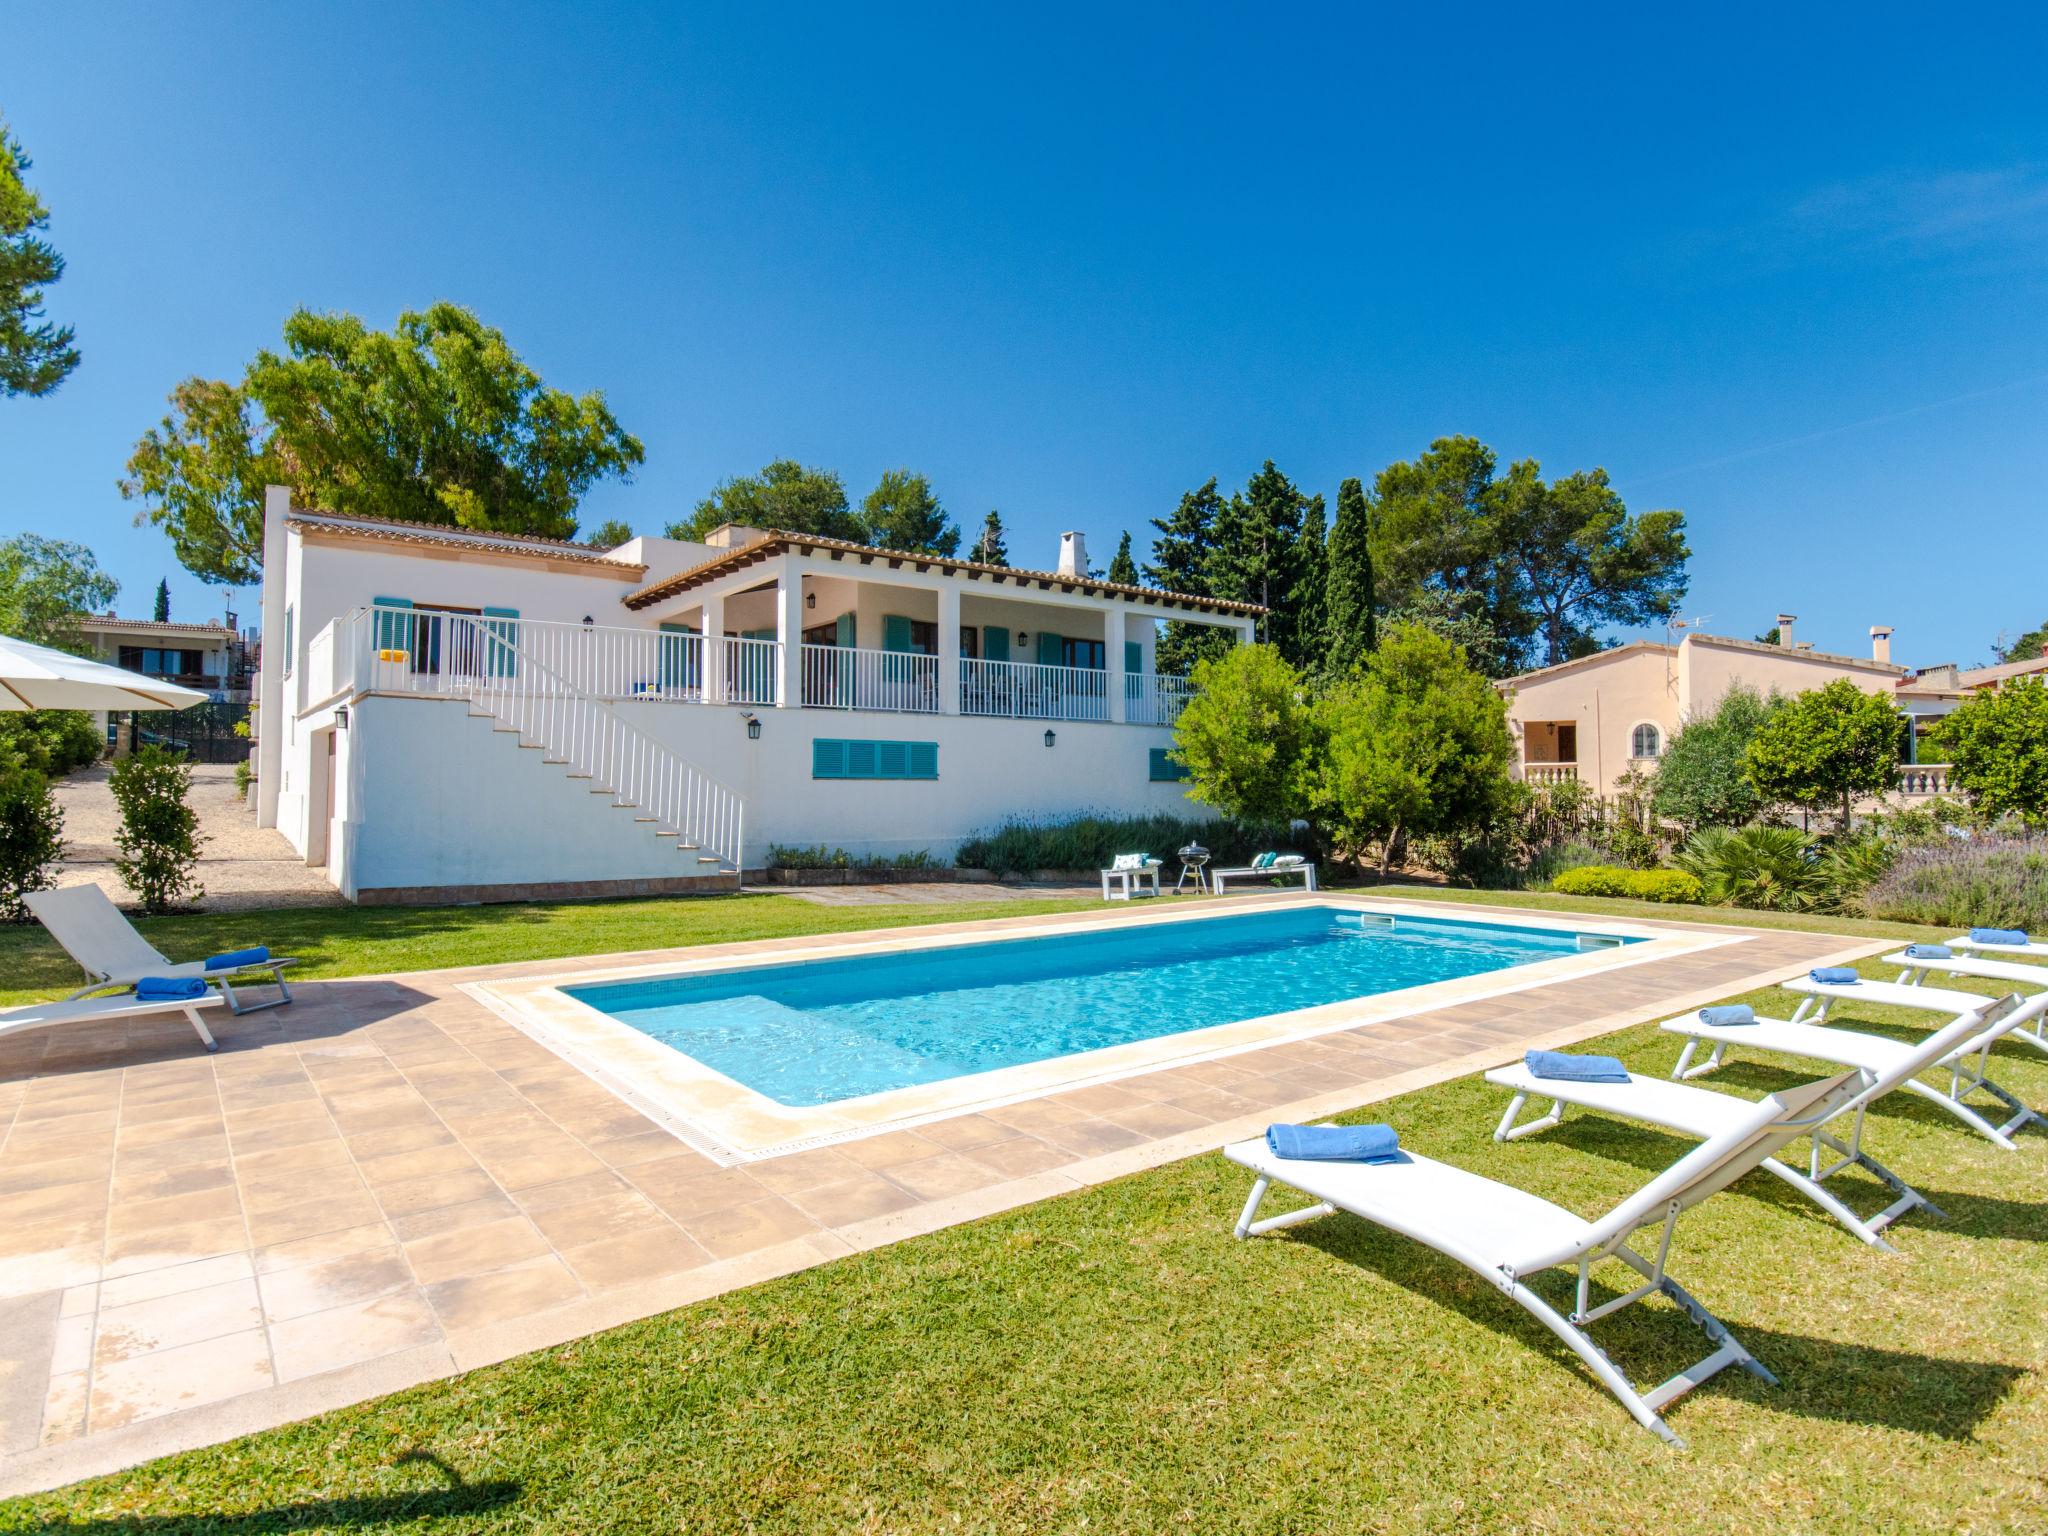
[109,746,204,913]
[1170,644,1315,823]
[1935,677,2048,826]
[1651,683,1784,831]
[1309,623,1513,875]
[0,768,64,922]
[1744,678,1903,832]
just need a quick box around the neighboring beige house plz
[77,615,247,702]
[1499,615,1912,798]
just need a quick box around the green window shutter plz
[1036,631,1064,668]
[983,627,1010,663]
[813,739,848,779]
[1149,748,1190,782]
[1125,641,1143,675]
[835,612,856,648]
[907,742,938,779]
[372,596,412,651]
[657,622,699,690]
[883,615,913,652]
[875,741,909,778]
[846,740,879,777]
[815,737,937,780]
[482,607,519,678]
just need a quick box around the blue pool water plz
[566,908,1629,1108]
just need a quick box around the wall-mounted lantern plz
[742,711,762,740]
[806,591,817,610]
[1043,729,1056,748]
[335,705,349,729]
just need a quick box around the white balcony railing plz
[1522,761,1579,786]
[1896,763,1952,798]
[799,644,941,713]
[960,657,1109,722]
[1128,671,1197,726]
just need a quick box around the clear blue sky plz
[4,2,2045,664]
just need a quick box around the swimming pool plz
[563,907,1636,1108]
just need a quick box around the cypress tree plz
[1208,461,1319,669]
[152,577,171,623]
[1146,479,1227,673]
[973,510,1010,566]
[1106,530,1138,585]
[1324,475,1375,673]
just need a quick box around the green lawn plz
[4,893,2044,1532]
[0,891,1100,1008]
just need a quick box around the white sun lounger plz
[1663,980,2045,1150]
[1950,932,2048,961]
[25,886,297,1014]
[1226,1071,1865,1445]
[1884,949,2048,1058]
[1486,997,2020,1250]
[0,989,224,1051]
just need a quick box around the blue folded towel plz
[1699,1005,1755,1026]
[1525,1050,1630,1083]
[1809,967,1860,986]
[204,946,270,972]
[1265,1122,1401,1162]
[1970,928,2030,946]
[1904,943,1952,960]
[135,976,208,1002]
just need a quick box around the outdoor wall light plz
[581,615,594,627]
[742,711,761,740]
[1043,729,1056,748]
[805,591,816,610]
[1017,631,1029,647]
[335,706,349,730]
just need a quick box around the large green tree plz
[1169,644,1315,823]
[1106,531,1138,585]
[0,120,78,397]
[1997,620,2047,664]
[972,510,1010,566]
[667,459,864,543]
[1744,678,1904,831]
[1308,623,1513,874]
[1323,476,1375,674]
[1146,478,1229,674]
[1208,461,1323,670]
[861,469,960,555]
[121,378,277,585]
[1367,436,1514,666]
[1934,678,2048,824]
[0,534,119,651]
[1493,462,1688,666]
[125,306,644,577]
[1650,682,1785,831]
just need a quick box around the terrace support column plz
[774,565,803,709]
[255,484,290,828]
[936,583,961,714]
[702,592,726,703]
[1106,604,1126,724]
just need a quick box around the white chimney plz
[1775,613,1797,649]
[1870,625,1893,665]
[1057,531,1088,578]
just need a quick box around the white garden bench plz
[1099,854,1163,901]
[1209,856,1317,894]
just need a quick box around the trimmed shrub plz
[0,768,65,922]
[768,844,936,871]
[955,815,1299,878]
[109,746,204,914]
[1862,837,2048,931]
[1549,866,1703,904]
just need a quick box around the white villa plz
[253,488,1259,903]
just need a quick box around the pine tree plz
[973,510,1010,566]
[1324,476,1375,673]
[152,578,170,623]
[861,469,960,555]
[1106,530,1138,585]
[1146,479,1225,673]
[1208,461,1320,669]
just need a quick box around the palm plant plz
[1674,824,1827,911]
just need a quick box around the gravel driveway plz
[50,761,346,913]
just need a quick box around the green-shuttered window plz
[814,737,940,780]
[1149,748,1190,782]
[482,607,519,678]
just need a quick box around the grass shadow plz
[18,1451,519,1533]
[1283,1215,2021,1440]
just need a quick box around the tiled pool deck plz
[0,896,1887,1496]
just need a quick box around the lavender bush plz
[1860,837,2048,930]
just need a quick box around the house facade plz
[78,615,246,702]
[1499,617,1914,798]
[253,488,1257,903]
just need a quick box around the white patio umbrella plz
[0,633,211,712]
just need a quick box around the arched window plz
[1631,723,1662,759]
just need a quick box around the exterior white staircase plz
[349,607,746,880]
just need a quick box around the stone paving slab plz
[0,899,1889,1496]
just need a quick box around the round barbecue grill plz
[1175,842,1211,895]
